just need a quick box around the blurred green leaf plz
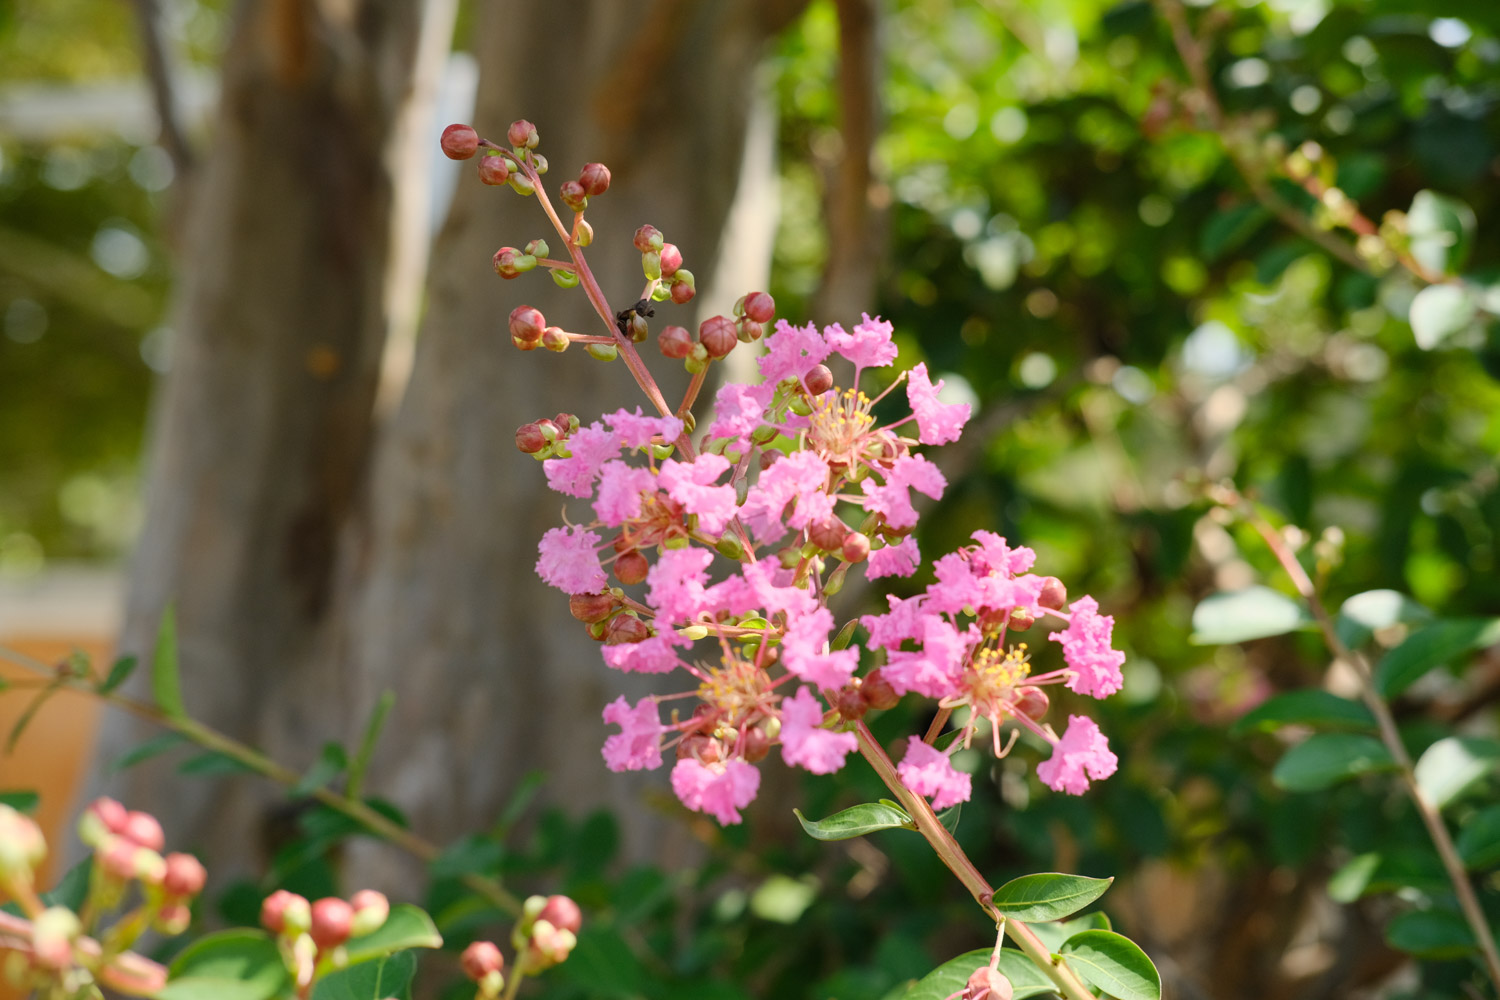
[1414,736,1500,809]
[1232,690,1375,735]
[342,905,441,966]
[153,603,186,720]
[1374,618,1500,697]
[1409,283,1478,350]
[1334,589,1431,649]
[311,951,416,1000]
[160,930,289,1000]
[1271,734,1395,792]
[1384,909,1476,959]
[899,948,1054,1000]
[1457,805,1500,870]
[1191,586,1311,645]
[1407,190,1476,277]
[96,654,137,694]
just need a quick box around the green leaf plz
[1334,590,1431,649]
[347,690,394,801]
[1327,849,1448,902]
[1271,734,1395,792]
[555,925,648,998]
[6,681,63,754]
[1190,586,1311,645]
[990,873,1112,922]
[1409,283,1478,350]
[292,742,349,797]
[899,948,1055,1000]
[178,751,260,777]
[342,904,442,966]
[1457,805,1500,870]
[430,834,504,880]
[0,790,39,813]
[793,801,914,841]
[1200,202,1270,261]
[831,618,859,651]
[1059,929,1162,1000]
[937,803,961,836]
[96,654,138,695]
[111,732,189,772]
[1374,618,1500,697]
[1026,911,1113,953]
[153,603,186,719]
[1327,852,1381,903]
[160,929,290,1000]
[1231,690,1375,736]
[312,950,417,1000]
[1414,737,1500,809]
[1407,190,1476,277]
[1384,909,1476,959]
[3,859,92,918]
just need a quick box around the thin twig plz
[129,0,195,180]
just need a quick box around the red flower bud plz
[162,852,206,897]
[604,614,650,645]
[536,895,582,935]
[698,316,737,360]
[742,291,776,323]
[123,811,165,852]
[559,179,588,213]
[633,225,664,253]
[461,940,505,981]
[493,247,522,279]
[541,327,569,352]
[1007,607,1036,632]
[658,325,693,359]
[966,965,1013,1000]
[260,889,309,935]
[90,797,130,835]
[658,243,683,277]
[614,550,649,584]
[834,686,867,721]
[509,305,545,345]
[440,123,479,160]
[841,532,870,563]
[859,668,900,711]
[670,275,695,304]
[1038,577,1067,611]
[507,119,538,148]
[349,889,390,937]
[808,518,849,551]
[741,726,772,763]
[804,364,834,394]
[578,163,611,197]
[569,592,617,623]
[676,733,722,764]
[1014,686,1049,722]
[736,318,764,343]
[514,423,547,454]
[309,897,354,950]
[100,838,141,881]
[477,154,510,186]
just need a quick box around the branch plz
[129,0,195,180]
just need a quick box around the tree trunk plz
[341,0,805,880]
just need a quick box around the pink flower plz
[859,454,946,529]
[781,608,858,689]
[670,758,761,824]
[646,547,713,625]
[906,363,971,446]
[883,617,970,699]
[535,525,606,593]
[710,560,817,619]
[861,593,929,647]
[543,424,620,498]
[705,383,775,447]
[601,634,684,674]
[779,687,857,775]
[758,320,831,384]
[741,451,833,542]
[924,550,1043,616]
[1049,596,1125,699]
[825,314,898,371]
[866,536,920,578]
[658,454,738,534]
[1035,715,1118,795]
[601,696,664,772]
[594,461,656,526]
[606,407,683,449]
[970,531,1035,576]
[896,737,971,810]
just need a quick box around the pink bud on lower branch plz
[509,305,545,346]
[461,941,505,981]
[477,154,510,186]
[698,316,737,359]
[440,123,479,160]
[604,614,650,645]
[536,895,582,935]
[569,592,618,623]
[659,243,683,277]
[559,180,588,212]
[614,550,649,585]
[1038,576,1067,611]
[670,270,695,304]
[162,852,206,897]
[541,327,569,353]
[578,162,611,197]
[507,119,538,149]
[633,225,665,253]
[658,325,692,359]
[841,532,870,563]
[349,890,390,937]
[742,291,775,323]
[309,897,354,950]
[261,889,310,936]
[804,364,834,394]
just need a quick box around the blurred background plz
[2,0,1499,997]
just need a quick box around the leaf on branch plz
[990,873,1112,922]
[1190,586,1311,645]
[1270,733,1395,792]
[1059,930,1161,1000]
[793,801,914,840]
[153,603,187,719]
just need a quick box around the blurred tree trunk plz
[97,0,453,872]
[336,0,805,881]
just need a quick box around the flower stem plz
[851,722,1099,1000]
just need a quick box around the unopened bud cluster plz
[459,894,580,999]
[260,887,391,993]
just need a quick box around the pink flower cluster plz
[529,315,1123,824]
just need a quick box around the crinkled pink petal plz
[594,461,657,526]
[706,382,775,448]
[606,407,684,449]
[866,536,921,579]
[543,424,620,498]
[896,737,971,810]
[601,696,664,772]
[1049,596,1125,699]
[882,617,969,699]
[970,531,1036,576]
[825,313,898,370]
[1035,715,1118,795]
[658,454,738,535]
[924,550,1044,615]
[670,758,761,825]
[906,363,971,446]
[781,608,859,689]
[861,593,930,647]
[741,451,832,542]
[779,687,857,775]
[646,547,714,625]
[859,454,946,530]
[758,320,832,384]
[709,560,817,619]
[601,633,685,674]
[535,525,607,594]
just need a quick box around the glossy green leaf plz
[1026,911,1112,953]
[97,654,138,694]
[1409,283,1478,350]
[153,603,186,719]
[1457,805,1500,870]
[990,873,1112,922]
[1375,618,1500,697]
[159,929,289,1000]
[793,801,914,841]
[1385,909,1476,959]
[1407,190,1476,277]
[899,948,1054,1000]
[1414,736,1500,809]
[1190,586,1310,645]
[1271,734,1395,792]
[311,950,417,1000]
[1333,589,1430,649]
[1059,930,1161,1000]
[1231,690,1374,735]
[342,905,441,967]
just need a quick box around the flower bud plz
[659,243,683,277]
[349,890,390,937]
[586,343,619,362]
[578,162,611,197]
[0,805,46,879]
[524,239,549,259]
[507,119,538,149]
[614,550,649,585]
[658,325,692,359]
[123,811,165,852]
[569,592,618,623]
[477,154,510,186]
[461,940,505,981]
[633,225,664,253]
[531,153,548,175]
[741,725,772,763]
[736,318,764,343]
[30,906,80,971]
[628,313,650,343]
[493,247,523,279]
[698,316,737,360]
[859,669,900,710]
[841,532,870,563]
[742,291,775,323]
[155,902,192,936]
[261,889,310,936]
[574,218,594,246]
[99,837,140,881]
[1007,607,1035,632]
[966,966,1013,1000]
[1014,686,1049,722]
[309,897,354,950]
[162,852,206,898]
[526,919,577,970]
[641,251,662,281]
[676,733,722,764]
[1038,577,1067,611]
[440,123,479,160]
[541,327,569,353]
[536,418,561,442]
[605,615,650,645]
[81,797,129,846]
[559,179,588,212]
[808,518,849,551]
[834,686,867,722]
[509,305,545,346]
[508,172,536,196]
[670,270,695,304]
[536,895,582,935]
[804,364,834,394]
